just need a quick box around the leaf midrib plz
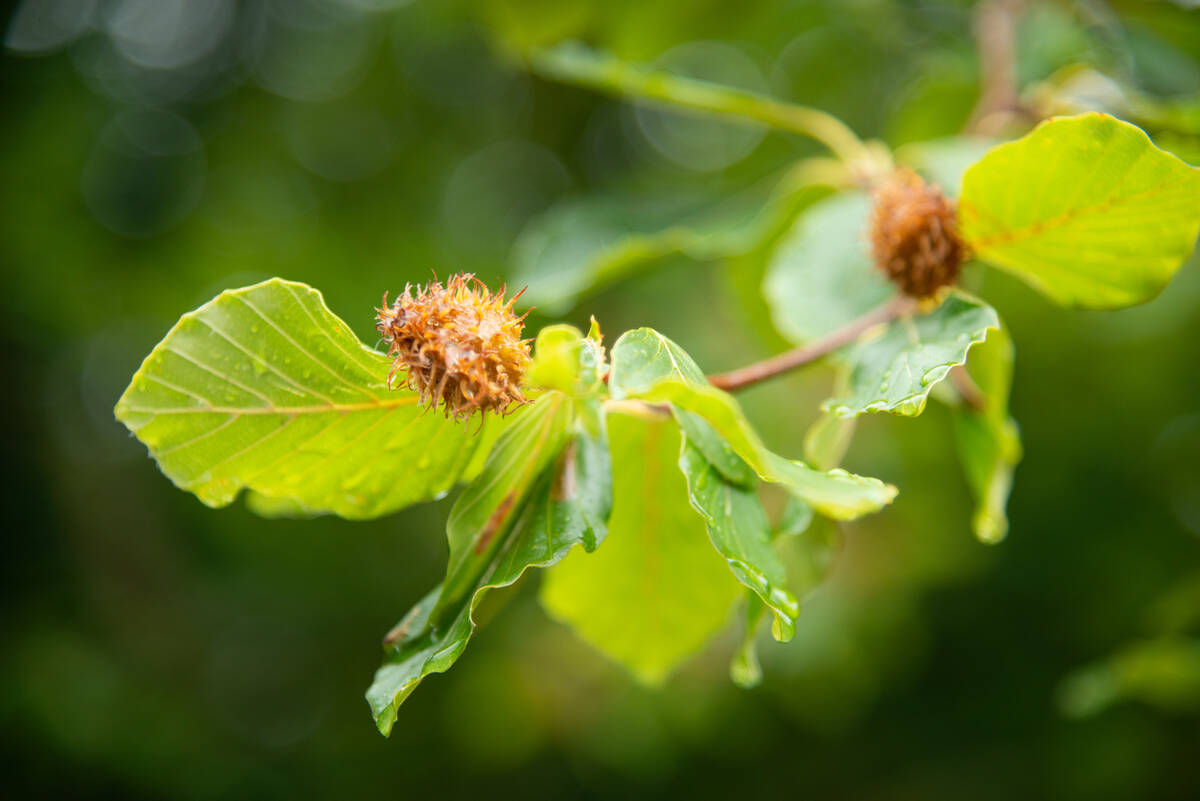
[965,166,1194,251]
[117,397,419,416]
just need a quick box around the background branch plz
[527,43,873,167]
[966,0,1027,135]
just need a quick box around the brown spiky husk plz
[869,168,967,298]
[375,274,531,421]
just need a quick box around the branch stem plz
[966,0,1026,134]
[528,44,871,166]
[708,296,918,393]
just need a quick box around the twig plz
[708,296,918,392]
[527,44,872,167]
[966,0,1026,135]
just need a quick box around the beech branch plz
[708,295,918,392]
[527,43,872,167]
[966,0,1026,134]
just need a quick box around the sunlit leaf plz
[951,325,1022,544]
[610,328,896,519]
[540,412,741,685]
[679,438,799,642]
[960,113,1200,309]
[825,291,999,418]
[367,393,610,735]
[114,279,500,520]
[437,395,575,610]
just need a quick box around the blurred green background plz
[3,0,1200,798]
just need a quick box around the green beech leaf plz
[513,166,833,313]
[607,326,709,394]
[527,324,606,397]
[609,328,897,519]
[729,494,818,688]
[825,291,999,418]
[641,379,896,519]
[512,193,752,314]
[951,325,1022,544]
[114,279,501,520]
[605,327,755,486]
[679,438,799,642]
[367,393,610,735]
[762,191,894,346]
[541,412,741,685]
[676,410,758,487]
[960,113,1200,309]
[436,395,574,610]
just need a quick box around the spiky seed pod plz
[375,274,531,422]
[869,167,967,298]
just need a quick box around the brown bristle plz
[868,168,967,298]
[375,274,531,422]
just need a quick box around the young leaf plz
[367,393,611,735]
[541,412,742,686]
[763,191,895,346]
[436,394,575,610]
[960,113,1200,309]
[825,291,999,419]
[114,279,498,520]
[607,326,709,395]
[679,439,800,642]
[951,325,1022,544]
[527,323,606,397]
[609,328,895,518]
